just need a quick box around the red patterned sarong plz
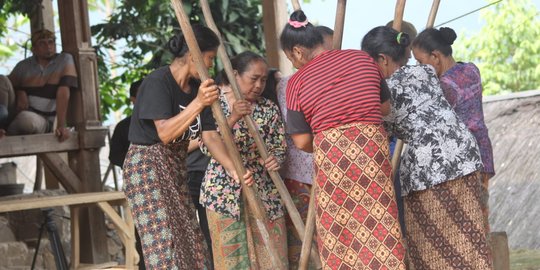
[313,123,406,270]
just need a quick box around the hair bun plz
[290,9,307,23]
[397,32,410,47]
[168,32,188,57]
[439,27,457,45]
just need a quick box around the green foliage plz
[0,1,34,61]
[92,0,264,119]
[454,0,540,95]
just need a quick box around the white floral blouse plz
[384,65,483,196]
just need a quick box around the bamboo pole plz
[390,0,406,182]
[332,0,347,49]
[426,0,441,28]
[170,1,284,269]
[198,1,321,267]
[299,1,348,269]
[291,0,301,11]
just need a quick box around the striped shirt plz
[286,49,386,134]
[9,53,78,121]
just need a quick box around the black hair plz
[315,25,334,37]
[279,10,323,51]
[262,68,279,104]
[218,51,267,85]
[168,24,220,58]
[412,27,457,56]
[361,26,410,64]
[129,79,143,98]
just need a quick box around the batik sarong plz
[313,123,406,270]
[123,142,210,269]
[404,172,493,270]
[206,207,288,270]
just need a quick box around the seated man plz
[4,29,78,141]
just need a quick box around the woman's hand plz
[228,169,255,187]
[196,79,219,107]
[262,155,280,171]
[230,99,253,122]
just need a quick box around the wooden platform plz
[0,191,138,269]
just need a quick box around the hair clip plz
[288,19,308,28]
[396,32,403,44]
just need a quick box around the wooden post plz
[57,0,108,263]
[491,232,510,270]
[262,0,294,75]
[170,1,285,268]
[29,0,55,34]
[199,0,321,267]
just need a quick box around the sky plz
[2,0,540,74]
[296,0,540,49]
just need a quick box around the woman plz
[280,10,405,270]
[123,25,248,269]
[412,27,495,188]
[200,51,288,269]
[362,26,492,270]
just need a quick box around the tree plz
[454,0,540,95]
[92,0,265,119]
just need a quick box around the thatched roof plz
[484,90,540,249]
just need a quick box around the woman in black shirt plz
[123,25,248,269]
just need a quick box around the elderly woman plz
[362,26,492,270]
[200,51,288,269]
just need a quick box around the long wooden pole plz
[170,1,284,269]
[298,1,348,269]
[291,0,301,11]
[198,0,321,268]
[332,0,347,49]
[390,0,406,182]
[426,0,441,28]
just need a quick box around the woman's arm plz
[202,130,254,186]
[154,79,218,144]
[381,100,391,116]
[227,99,252,128]
[291,133,314,153]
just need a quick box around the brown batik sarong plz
[123,142,210,270]
[313,123,406,270]
[404,172,493,270]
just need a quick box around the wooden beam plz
[39,152,81,193]
[0,192,126,213]
[0,133,79,158]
